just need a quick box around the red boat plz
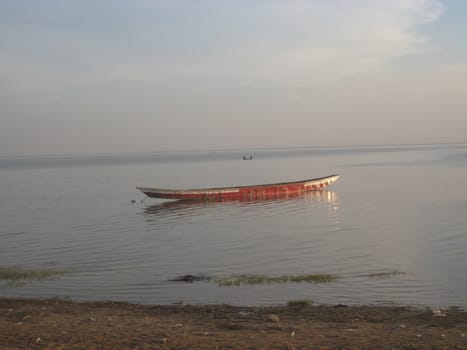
[137,174,339,201]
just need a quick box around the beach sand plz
[1,298,466,349]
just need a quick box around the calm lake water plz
[1,144,466,308]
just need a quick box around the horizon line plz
[0,142,466,159]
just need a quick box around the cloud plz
[0,0,445,98]
[239,0,444,84]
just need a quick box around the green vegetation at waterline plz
[287,299,313,307]
[1,266,407,288]
[367,270,407,279]
[216,274,338,287]
[0,266,70,286]
[215,270,407,287]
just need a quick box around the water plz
[1,144,466,308]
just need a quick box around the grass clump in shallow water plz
[288,274,337,283]
[367,270,406,279]
[0,266,69,286]
[287,299,312,307]
[217,273,337,287]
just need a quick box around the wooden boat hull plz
[137,174,339,201]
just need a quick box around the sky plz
[0,0,466,156]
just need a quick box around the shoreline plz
[1,297,466,349]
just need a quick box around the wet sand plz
[1,298,466,349]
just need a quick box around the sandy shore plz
[1,298,466,349]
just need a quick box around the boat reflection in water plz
[142,189,339,221]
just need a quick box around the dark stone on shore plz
[169,274,212,283]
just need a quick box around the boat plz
[137,174,340,201]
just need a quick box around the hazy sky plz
[1,0,466,156]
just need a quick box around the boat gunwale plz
[137,174,339,194]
